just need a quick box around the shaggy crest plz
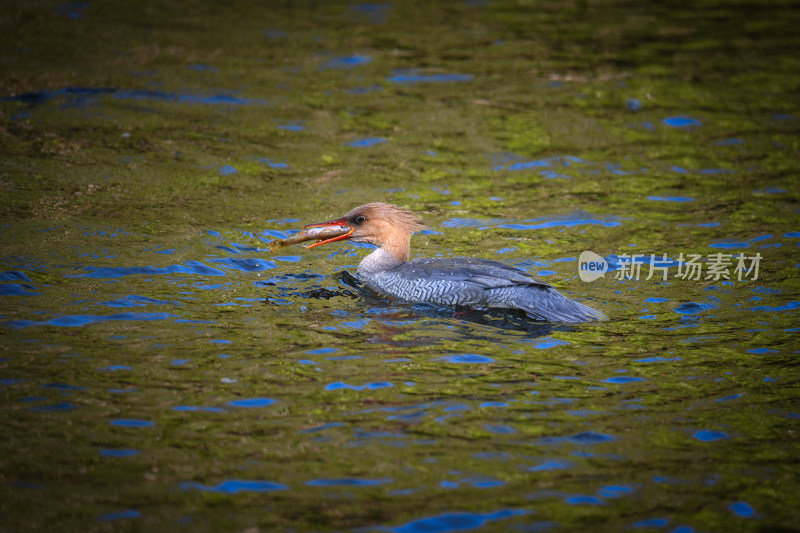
[346,202,425,234]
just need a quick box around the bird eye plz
[354,215,366,224]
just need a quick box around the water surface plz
[1,1,798,531]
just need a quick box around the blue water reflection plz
[180,479,287,493]
[7,312,178,328]
[73,261,227,278]
[306,478,392,487]
[387,71,474,84]
[694,430,729,442]
[228,398,276,408]
[389,509,526,533]
[97,509,141,521]
[730,501,755,518]
[325,382,392,391]
[99,449,140,457]
[437,354,495,364]
[110,419,154,428]
[663,116,702,127]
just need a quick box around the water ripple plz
[325,382,393,391]
[306,478,393,487]
[389,509,526,533]
[7,312,178,328]
[180,479,287,493]
[73,261,226,278]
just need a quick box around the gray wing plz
[403,257,553,289]
[383,258,604,323]
[368,257,550,308]
[487,283,606,323]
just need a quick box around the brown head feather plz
[344,203,425,262]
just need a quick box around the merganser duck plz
[293,203,605,323]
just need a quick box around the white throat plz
[357,247,404,276]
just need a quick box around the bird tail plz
[511,285,606,324]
